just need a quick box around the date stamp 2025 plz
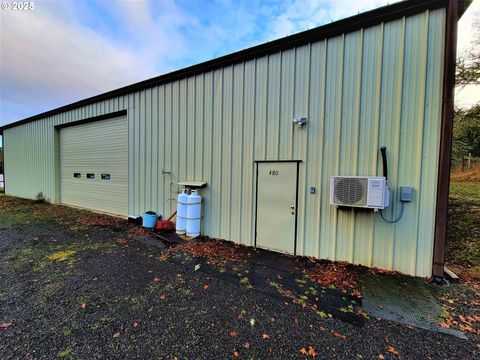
[1,2,35,11]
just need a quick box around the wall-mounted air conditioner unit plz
[330,176,389,210]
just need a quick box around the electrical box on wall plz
[400,186,414,202]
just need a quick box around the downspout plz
[432,0,459,283]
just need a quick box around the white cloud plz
[266,0,398,40]
[0,5,159,124]
[457,0,480,54]
[455,0,480,108]
[0,0,261,126]
[109,0,197,71]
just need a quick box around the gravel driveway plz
[0,196,479,359]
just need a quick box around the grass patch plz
[58,346,73,358]
[2,241,118,275]
[450,181,480,203]
[3,246,47,271]
[447,180,480,278]
[0,195,125,229]
[47,250,77,262]
[451,164,480,182]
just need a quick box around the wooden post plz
[433,0,459,279]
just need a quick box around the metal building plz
[0,0,470,278]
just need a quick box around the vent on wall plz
[330,176,389,210]
[333,177,368,206]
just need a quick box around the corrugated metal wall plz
[4,8,445,276]
[59,116,128,215]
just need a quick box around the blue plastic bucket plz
[142,211,159,228]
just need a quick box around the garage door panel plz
[60,116,128,216]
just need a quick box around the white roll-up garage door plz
[60,116,128,216]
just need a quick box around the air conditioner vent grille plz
[334,177,368,206]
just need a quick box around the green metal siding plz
[3,8,445,276]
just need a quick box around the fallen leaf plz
[378,355,385,360]
[388,346,399,355]
[153,277,161,283]
[116,238,128,245]
[243,342,251,349]
[233,351,239,358]
[333,332,346,340]
[133,322,140,328]
[194,264,201,271]
[204,284,209,289]
[113,332,121,338]
[352,289,363,298]
[0,322,12,329]
[80,303,87,309]
[271,317,276,322]
[459,324,474,333]
[439,319,452,328]
[230,331,237,337]
[249,318,255,327]
[308,346,317,358]
[262,333,270,340]
[160,295,166,301]
[300,347,308,355]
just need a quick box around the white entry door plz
[255,162,298,254]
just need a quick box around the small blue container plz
[142,211,159,228]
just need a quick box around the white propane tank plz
[186,190,202,238]
[176,189,188,234]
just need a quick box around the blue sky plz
[0,0,478,129]
[0,0,398,127]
